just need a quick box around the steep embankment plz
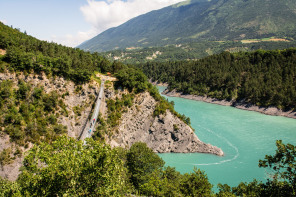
[0,70,223,182]
[105,90,223,156]
[0,71,99,180]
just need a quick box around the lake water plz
[157,86,296,188]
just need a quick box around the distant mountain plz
[78,0,296,52]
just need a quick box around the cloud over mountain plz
[80,0,185,33]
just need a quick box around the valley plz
[1,0,296,195]
[79,0,296,53]
[100,40,296,64]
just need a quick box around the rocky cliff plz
[0,72,223,181]
[0,71,99,180]
[107,91,224,156]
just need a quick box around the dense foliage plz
[0,22,111,83]
[259,140,296,190]
[0,78,68,165]
[1,137,295,196]
[142,48,296,110]
[18,136,128,196]
[103,40,296,64]
[115,67,148,93]
[0,136,214,196]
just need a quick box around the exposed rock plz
[0,133,32,180]
[0,49,6,56]
[0,72,224,181]
[108,92,224,156]
[0,71,99,180]
[104,88,114,99]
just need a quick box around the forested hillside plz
[102,40,296,64]
[79,0,296,52]
[0,22,112,83]
[0,21,194,173]
[1,21,296,196]
[0,22,222,196]
[141,49,296,110]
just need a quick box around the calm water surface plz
[157,86,296,188]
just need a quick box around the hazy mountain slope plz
[79,0,296,52]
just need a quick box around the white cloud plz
[0,19,7,25]
[52,0,185,47]
[50,28,97,47]
[80,0,185,34]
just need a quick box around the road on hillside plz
[80,80,105,141]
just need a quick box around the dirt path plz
[0,49,6,55]
[96,73,117,82]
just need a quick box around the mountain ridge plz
[78,0,296,52]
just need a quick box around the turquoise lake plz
[157,86,296,188]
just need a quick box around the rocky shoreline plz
[107,91,224,156]
[162,89,296,119]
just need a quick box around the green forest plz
[0,21,191,162]
[102,40,296,65]
[1,21,296,196]
[0,22,116,83]
[141,49,296,110]
[1,136,296,196]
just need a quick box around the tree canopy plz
[0,137,296,196]
[141,48,296,110]
[0,22,111,83]
[18,136,128,196]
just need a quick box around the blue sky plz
[0,0,91,46]
[0,0,184,47]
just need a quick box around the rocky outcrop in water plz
[108,92,224,156]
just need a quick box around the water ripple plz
[192,125,239,166]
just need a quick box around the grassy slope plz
[79,0,296,52]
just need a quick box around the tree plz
[217,140,296,197]
[115,68,148,93]
[126,142,165,191]
[180,167,213,197]
[259,140,296,195]
[0,177,21,197]
[18,135,128,196]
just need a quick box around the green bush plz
[127,142,165,190]
[0,79,68,149]
[17,136,128,196]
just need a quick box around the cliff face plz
[0,71,99,180]
[0,72,99,138]
[108,92,224,156]
[0,72,223,181]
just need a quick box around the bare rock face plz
[0,72,99,180]
[109,92,224,156]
